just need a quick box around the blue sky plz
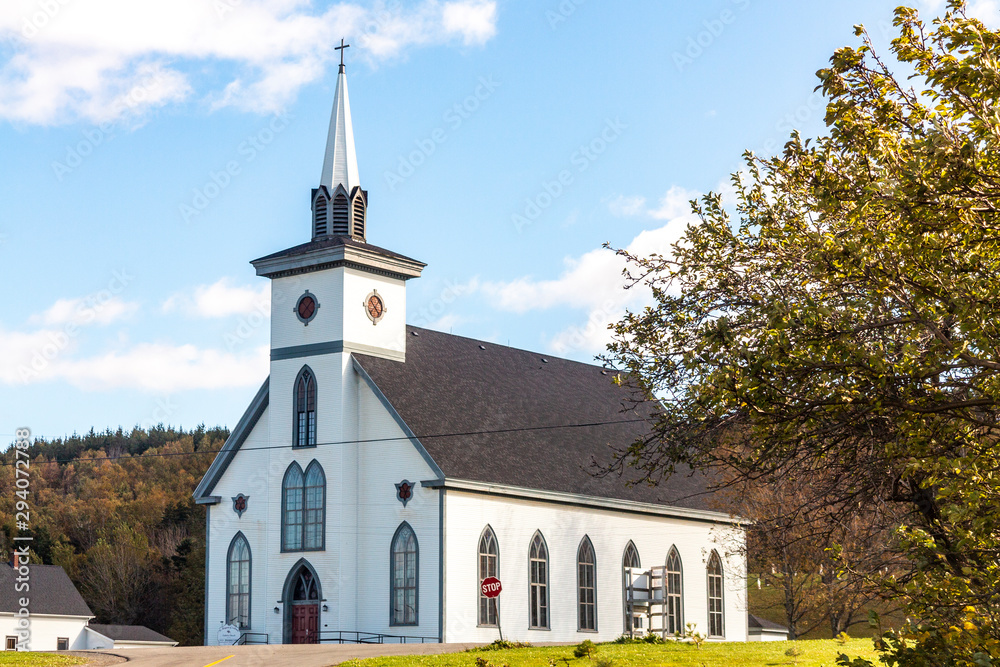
[0,0,990,440]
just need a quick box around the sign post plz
[481,576,503,642]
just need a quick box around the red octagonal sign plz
[481,576,502,598]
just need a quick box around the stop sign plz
[481,576,502,598]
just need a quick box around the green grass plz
[0,654,88,667]
[337,638,879,667]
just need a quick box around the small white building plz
[85,624,178,649]
[194,53,747,646]
[0,562,93,651]
[747,614,789,641]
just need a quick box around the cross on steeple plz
[335,38,350,72]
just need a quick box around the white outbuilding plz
[194,53,747,647]
[0,562,93,651]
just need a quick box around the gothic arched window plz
[227,533,251,629]
[578,536,597,631]
[666,546,684,635]
[478,526,499,626]
[390,522,418,626]
[282,461,325,551]
[528,531,549,629]
[294,367,316,448]
[707,550,725,637]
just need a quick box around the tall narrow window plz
[707,551,725,637]
[578,536,597,631]
[282,461,325,551]
[529,531,549,629]
[294,367,316,448]
[391,522,418,625]
[478,526,499,626]
[622,541,641,633]
[303,462,326,550]
[666,547,684,635]
[282,463,304,551]
[227,533,251,629]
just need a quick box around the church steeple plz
[313,39,367,242]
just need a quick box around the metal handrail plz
[317,630,438,644]
[236,632,269,645]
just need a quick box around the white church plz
[193,52,747,646]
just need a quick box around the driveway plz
[75,643,482,667]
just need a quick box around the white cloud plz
[649,185,697,220]
[42,343,270,392]
[607,194,647,218]
[484,186,700,355]
[163,278,270,318]
[0,326,269,391]
[28,294,138,327]
[442,0,497,44]
[606,186,697,220]
[0,0,499,124]
[918,0,1000,26]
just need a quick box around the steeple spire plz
[313,40,367,242]
[320,42,359,194]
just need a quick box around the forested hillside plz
[0,426,225,646]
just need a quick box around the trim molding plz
[272,341,405,363]
[438,489,446,643]
[196,496,221,505]
[253,243,425,282]
[272,342,343,361]
[193,378,269,500]
[351,356,444,478]
[203,506,211,645]
[419,478,745,525]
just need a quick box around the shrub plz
[574,639,597,659]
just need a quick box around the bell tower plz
[251,41,424,363]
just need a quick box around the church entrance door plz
[285,562,322,644]
[291,603,319,644]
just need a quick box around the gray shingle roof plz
[354,326,719,511]
[88,624,176,643]
[748,613,789,632]
[252,235,422,265]
[0,564,92,617]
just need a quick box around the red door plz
[291,604,319,644]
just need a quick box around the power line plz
[1,417,649,467]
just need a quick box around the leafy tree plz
[0,427,220,645]
[605,2,1000,663]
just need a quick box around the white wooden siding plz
[442,491,746,643]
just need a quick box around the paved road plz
[75,643,483,667]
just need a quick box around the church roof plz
[320,65,360,194]
[354,326,720,512]
[0,564,93,617]
[251,235,425,281]
[253,234,420,266]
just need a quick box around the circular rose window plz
[294,291,319,325]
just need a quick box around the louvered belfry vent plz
[313,194,328,237]
[332,194,349,235]
[352,193,365,240]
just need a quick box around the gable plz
[193,378,269,500]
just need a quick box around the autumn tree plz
[606,2,1000,663]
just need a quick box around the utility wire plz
[2,417,649,467]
